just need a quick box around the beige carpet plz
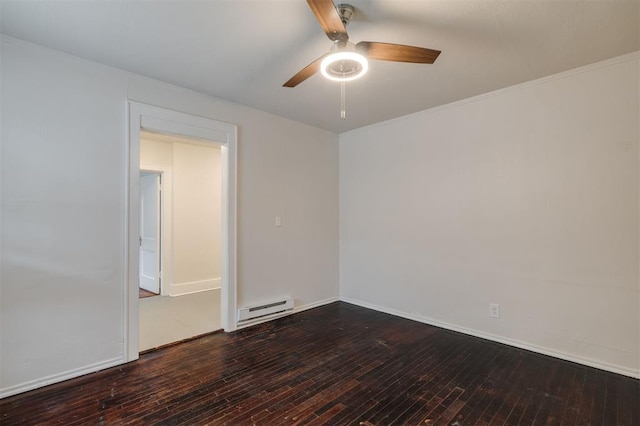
[139,289,222,351]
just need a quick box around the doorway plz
[138,132,223,351]
[126,102,238,362]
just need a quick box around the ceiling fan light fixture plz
[320,51,368,82]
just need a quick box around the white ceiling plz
[1,0,638,133]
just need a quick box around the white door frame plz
[125,102,238,362]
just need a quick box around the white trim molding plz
[126,102,238,362]
[341,297,639,379]
[0,357,123,399]
[171,278,221,296]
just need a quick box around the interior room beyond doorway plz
[138,130,222,351]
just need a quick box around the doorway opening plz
[126,102,237,362]
[138,131,223,351]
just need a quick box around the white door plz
[139,172,161,294]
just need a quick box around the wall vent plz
[237,297,294,322]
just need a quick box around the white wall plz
[0,36,339,396]
[173,142,221,290]
[340,53,639,377]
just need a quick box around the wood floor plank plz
[574,367,598,425]
[306,402,347,425]
[362,338,474,425]
[557,365,581,426]
[1,302,637,425]
[447,349,513,424]
[384,337,493,424]
[538,359,571,425]
[329,340,441,424]
[522,359,561,424]
[603,374,618,425]
[619,375,640,426]
[477,349,522,424]
[586,370,607,426]
[484,353,529,425]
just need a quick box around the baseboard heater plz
[237,297,294,322]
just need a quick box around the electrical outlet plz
[489,303,500,318]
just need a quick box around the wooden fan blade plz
[357,41,441,64]
[283,54,328,87]
[307,0,348,42]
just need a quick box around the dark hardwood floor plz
[1,302,638,425]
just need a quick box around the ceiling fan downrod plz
[340,82,346,120]
[336,4,354,120]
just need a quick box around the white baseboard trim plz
[341,297,639,379]
[0,356,124,399]
[171,278,221,296]
[235,297,340,330]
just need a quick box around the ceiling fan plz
[283,0,441,88]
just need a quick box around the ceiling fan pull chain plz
[340,81,346,120]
